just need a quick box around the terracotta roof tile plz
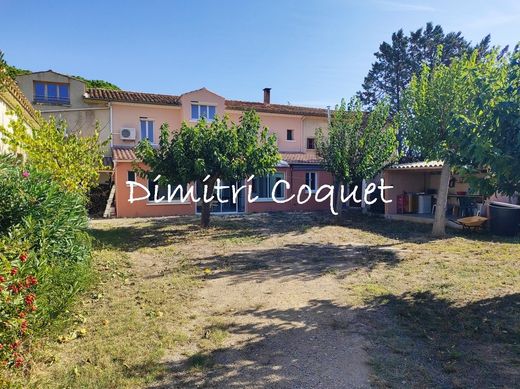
[114,147,322,165]
[112,147,136,161]
[225,100,328,117]
[86,89,180,106]
[280,151,322,164]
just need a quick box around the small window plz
[140,119,154,143]
[286,129,294,141]
[127,171,136,182]
[191,104,216,121]
[307,138,315,150]
[305,172,318,192]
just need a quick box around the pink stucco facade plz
[101,87,331,218]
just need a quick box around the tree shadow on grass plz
[88,212,327,252]
[366,291,520,388]
[145,292,519,388]
[197,242,400,284]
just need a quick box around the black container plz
[489,201,520,236]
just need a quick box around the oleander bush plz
[0,155,92,370]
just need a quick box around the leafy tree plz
[135,111,280,227]
[0,109,107,195]
[400,50,505,236]
[460,45,520,199]
[316,97,398,216]
[358,23,491,157]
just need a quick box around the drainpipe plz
[109,102,113,148]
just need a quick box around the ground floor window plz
[305,172,318,192]
[252,173,285,200]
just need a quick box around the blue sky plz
[1,0,519,107]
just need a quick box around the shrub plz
[0,155,92,369]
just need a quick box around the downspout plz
[109,102,113,148]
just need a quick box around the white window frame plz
[140,118,155,144]
[305,171,318,193]
[190,103,217,122]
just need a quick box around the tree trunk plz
[432,161,451,237]
[335,179,344,219]
[200,177,217,228]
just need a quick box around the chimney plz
[263,88,271,104]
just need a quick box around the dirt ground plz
[158,216,373,388]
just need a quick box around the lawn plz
[16,212,519,388]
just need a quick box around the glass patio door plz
[196,179,245,214]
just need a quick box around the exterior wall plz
[303,117,328,150]
[114,161,196,218]
[114,162,334,217]
[111,103,182,146]
[227,111,312,153]
[16,71,110,154]
[0,77,38,155]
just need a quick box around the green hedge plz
[0,155,92,369]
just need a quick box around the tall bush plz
[0,155,92,369]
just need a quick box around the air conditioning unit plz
[120,128,136,140]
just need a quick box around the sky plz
[1,0,519,108]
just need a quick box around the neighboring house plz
[15,70,110,153]
[0,74,39,155]
[84,87,333,218]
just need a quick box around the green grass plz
[6,212,518,388]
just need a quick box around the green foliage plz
[316,97,398,185]
[458,46,520,197]
[400,50,506,165]
[72,75,121,90]
[358,23,489,114]
[0,108,107,195]
[0,156,92,370]
[135,111,280,226]
[358,23,491,158]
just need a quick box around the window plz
[191,104,216,121]
[307,137,316,149]
[252,173,285,199]
[34,82,70,104]
[286,129,294,141]
[140,119,154,143]
[127,171,136,182]
[305,172,318,192]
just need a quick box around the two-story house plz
[84,86,332,218]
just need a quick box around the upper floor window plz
[307,138,316,150]
[140,119,154,143]
[191,104,216,121]
[286,129,294,141]
[34,82,70,105]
